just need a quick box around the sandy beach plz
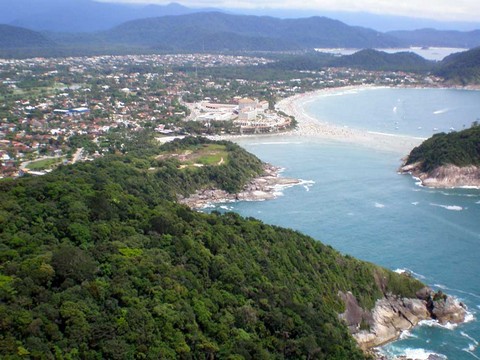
[275,86,426,154]
[207,85,427,154]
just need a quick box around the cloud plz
[96,0,480,22]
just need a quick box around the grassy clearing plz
[26,157,65,171]
[157,144,229,168]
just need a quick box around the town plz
[0,53,439,178]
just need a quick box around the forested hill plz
[101,12,400,51]
[404,124,480,172]
[0,24,54,48]
[436,47,480,84]
[0,136,424,358]
[330,49,434,72]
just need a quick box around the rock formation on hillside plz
[340,287,467,350]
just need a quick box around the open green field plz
[26,157,65,171]
[157,143,229,168]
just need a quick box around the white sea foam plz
[412,201,419,205]
[465,312,476,323]
[433,284,480,300]
[202,204,216,209]
[418,319,458,330]
[461,331,479,347]
[462,349,480,360]
[394,268,426,280]
[440,191,480,197]
[297,179,315,192]
[374,202,385,208]
[403,348,447,359]
[433,108,450,115]
[255,141,303,145]
[399,330,418,340]
[430,203,463,211]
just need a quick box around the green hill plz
[436,47,480,84]
[388,28,480,48]
[404,124,480,172]
[0,135,424,358]
[0,24,54,48]
[330,49,434,72]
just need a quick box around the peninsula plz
[400,124,480,188]
[0,135,466,359]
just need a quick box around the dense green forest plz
[0,135,424,359]
[436,47,480,85]
[330,49,434,72]
[405,124,480,172]
[0,24,54,49]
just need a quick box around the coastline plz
[399,162,480,189]
[209,85,429,154]
[209,84,480,155]
[178,163,301,209]
[340,286,469,360]
[275,86,426,154]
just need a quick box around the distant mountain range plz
[101,12,400,51]
[1,10,480,85]
[2,0,480,33]
[1,8,480,52]
[388,28,480,48]
[0,24,53,48]
[0,0,207,33]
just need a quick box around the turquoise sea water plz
[303,87,480,138]
[209,88,480,359]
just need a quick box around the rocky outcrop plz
[178,164,300,208]
[400,162,480,188]
[340,288,467,351]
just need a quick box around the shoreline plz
[178,163,302,209]
[210,84,480,155]
[276,85,426,154]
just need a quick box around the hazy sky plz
[98,0,480,22]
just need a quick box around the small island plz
[400,123,480,188]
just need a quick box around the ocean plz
[314,47,468,61]
[208,88,480,359]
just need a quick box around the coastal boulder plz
[430,292,467,324]
[346,295,430,350]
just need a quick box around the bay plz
[209,88,480,359]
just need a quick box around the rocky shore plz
[339,287,468,359]
[178,164,301,209]
[400,162,480,188]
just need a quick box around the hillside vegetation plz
[436,47,480,84]
[329,49,434,72]
[405,124,480,172]
[0,135,425,359]
[0,24,53,48]
[102,12,399,51]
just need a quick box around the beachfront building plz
[188,101,238,123]
[234,111,292,134]
[187,97,289,134]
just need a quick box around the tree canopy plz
[0,135,424,359]
[405,124,480,172]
